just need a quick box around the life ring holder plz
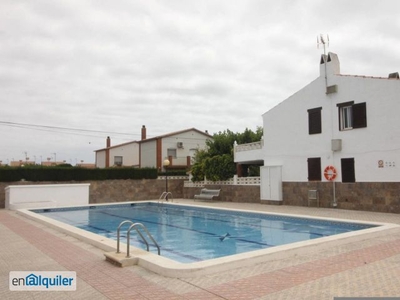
[324,165,337,181]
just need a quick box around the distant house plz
[95,126,212,171]
[41,161,67,167]
[235,52,400,212]
[9,160,36,167]
[75,163,96,169]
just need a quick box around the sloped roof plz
[140,128,212,143]
[94,140,139,152]
[337,74,399,80]
[94,128,212,152]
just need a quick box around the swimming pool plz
[31,202,376,263]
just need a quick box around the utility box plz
[308,190,319,207]
[331,139,342,152]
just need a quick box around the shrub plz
[0,166,158,182]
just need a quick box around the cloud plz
[1,0,399,163]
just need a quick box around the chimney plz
[105,137,111,168]
[319,52,340,77]
[141,125,146,140]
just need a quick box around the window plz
[308,107,322,134]
[114,156,123,166]
[337,102,367,131]
[307,157,321,181]
[167,148,177,158]
[340,105,353,130]
[341,158,355,183]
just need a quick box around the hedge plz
[0,166,158,182]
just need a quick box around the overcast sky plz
[1,0,399,165]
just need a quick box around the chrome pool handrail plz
[159,191,173,202]
[126,222,161,257]
[116,220,134,253]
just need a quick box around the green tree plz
[204,154,236,181]
[191,126,263,181]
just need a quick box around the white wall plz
[234,141,264,163]
[262,64,400,183]
[162,130,210,163]
[96,151,106,168]
[109,142,140,166]
[5,184,90,210]
[141,140,157,168]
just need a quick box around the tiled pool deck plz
[1,199,400,299]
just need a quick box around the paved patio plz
[1,200,400,299]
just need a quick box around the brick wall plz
[89,179,184,204]
[283,181,400,213]
[1,180,399,213]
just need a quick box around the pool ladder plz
[116,220,160,258]
[159,192,173,202]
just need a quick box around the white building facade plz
[140,128,212,171]
[257,52,399,212]
[95,126,212,171]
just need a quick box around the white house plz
[236,52,400,212]
[95,126,212,171]
[95,137,140,168]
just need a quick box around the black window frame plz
[308,107,322,135]
[341,158,355,183]
[337,101,367,131]
[307,157,321,181]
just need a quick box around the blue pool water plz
[32,203,376,263]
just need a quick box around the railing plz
[184,175,260,187]
[170,157,188,165]
[234,140,263,152]
[236,176,261,185]
[126,223,160,257]
[116,221,161,257]
[158,175,188,180]
[159,192,173,202]
[117,220,133,253]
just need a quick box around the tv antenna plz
[317,34,330,90]
[317,34,329,53]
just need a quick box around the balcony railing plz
[184,175,260,187]
[170,157,189,166]
[234,140,263,152]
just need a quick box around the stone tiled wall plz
[1,180,399,213]
[89,179,184,204]
[283,181,400,213]
[183,185,260,203]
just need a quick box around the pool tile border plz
[16,201,399,278]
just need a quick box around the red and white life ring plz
[324,165,337,181]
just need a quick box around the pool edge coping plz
[16,200,400,278]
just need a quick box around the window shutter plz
[307,157,321,181]
[341,158,355,183]
[352,102,367,128]
[308,107,322,134]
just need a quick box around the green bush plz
[190,163,205,182]
[204,154,235,181]
[0,166,158,182]
[190,127,263,182]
